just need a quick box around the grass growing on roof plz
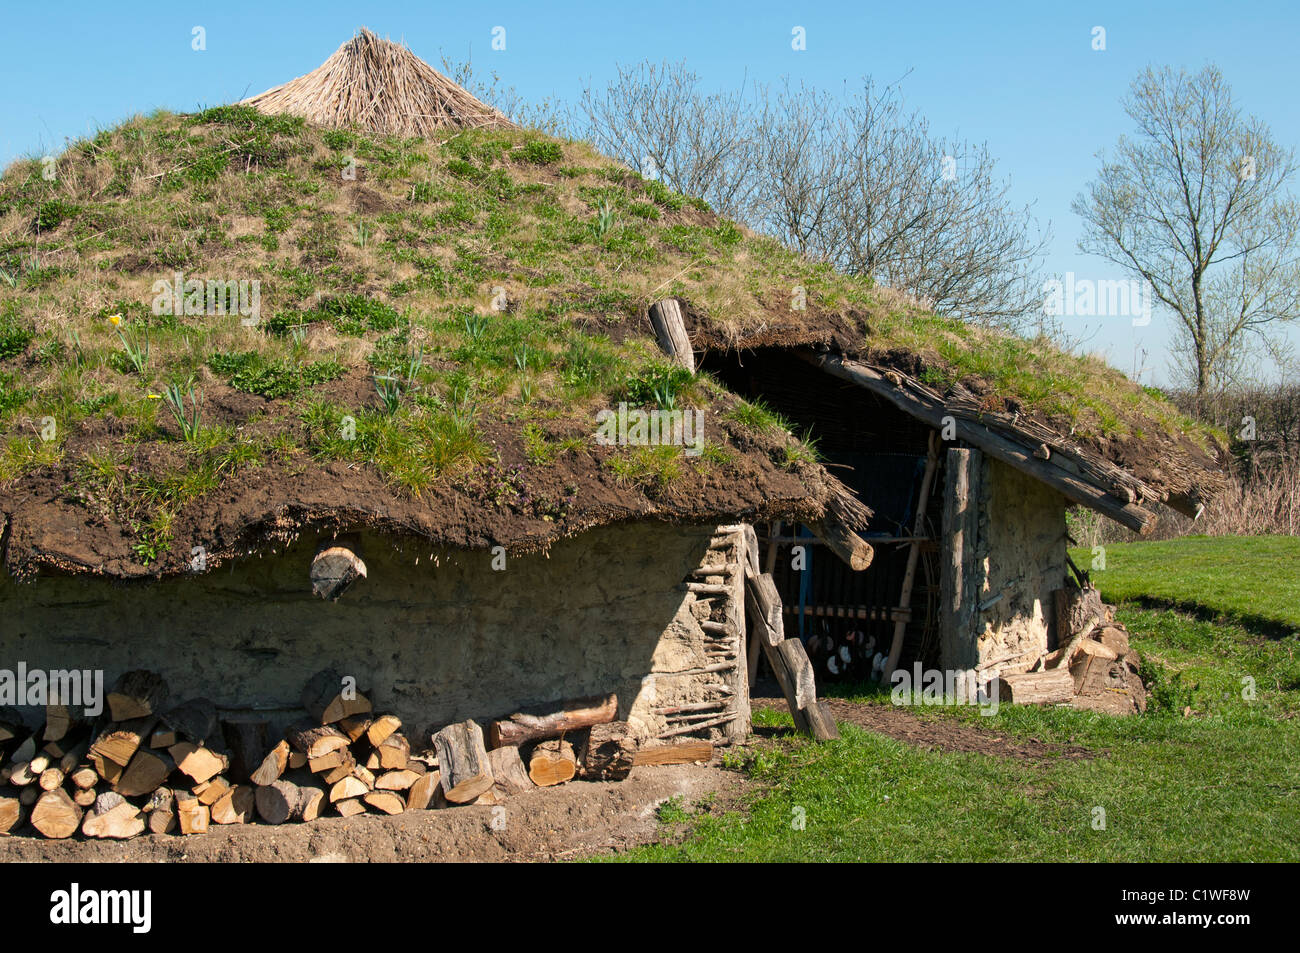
[0,107,1219,564]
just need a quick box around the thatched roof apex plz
[241,28,516,137]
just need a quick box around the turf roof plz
[0,61,1223,577]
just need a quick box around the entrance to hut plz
[703,348,944,683]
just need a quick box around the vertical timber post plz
[940,448,983,671]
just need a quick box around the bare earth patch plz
[751,682,1094,762]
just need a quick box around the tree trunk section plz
[433,720,494,803]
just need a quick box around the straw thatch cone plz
[241,28,516,136]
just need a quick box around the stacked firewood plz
[0,670,713,840]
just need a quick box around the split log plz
[160,698,217,744]
[83,800,144,839]
[375,769,421,791]
[997,669,1076,705]
[221,718,269,782]
[319,751,360,785]
[43,705,75,742]
[89,751,124,785]
[301,668,372,724]
[528,739,576,787]
[329,775,371,803]
[310,749,354,775]
[146,787,176,834]
[338,715,372,743]
[211,785,255,825]
[632,741,713,766]
[31,789,82,839]
[289,751,307,769]
[196,777,232,806]
[169,742,229,785]
[115,747,176,797]
[250,739,291,786]
[363,791,405,815]
[286,722,351,759]
[486,746,534,795]
[175,792,210,834]
[107,670,169,721]
[648,298,696,372]
[577,722,638,781]
[150,728,177,749]
[0,796,24,834]
[90,717,157,768]
[405,771,443,811]
[489,693,618,748]
[256,779,317,824]
[311,539,368,601]
[432,720,494,803]
[335,798,366,818]
[378,733,409,770]
[366,714,402,747]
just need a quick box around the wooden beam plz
[807,517,874,570]
[648,298,695,372]
[801,353,1158,534]
[884,432,941,679]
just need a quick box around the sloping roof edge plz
[799,349,1203,534]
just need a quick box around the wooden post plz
[648,298,695,372]
[808,516,873,570]
[883,432,941,679]
[725,528,751,744]
[940,448,984,671]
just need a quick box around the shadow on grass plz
[1122,595,1300,642]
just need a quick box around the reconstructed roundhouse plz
[0,30,1225,781]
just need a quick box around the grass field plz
[615,535,1300,862]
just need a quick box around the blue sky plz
[2,0,1296,386]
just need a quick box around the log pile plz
[1,665,720,840]
[980,584,1147,713]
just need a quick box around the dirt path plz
[751,681,1094,761]
[0,765,737,863]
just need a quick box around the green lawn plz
[613,535,1300,862]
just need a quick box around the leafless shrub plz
[577,63,1049,329]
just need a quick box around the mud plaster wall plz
[0,522,734,743]
[972,459,1069,669]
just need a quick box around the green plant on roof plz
[161,378,203,442]
[110,314,149,375]
[595,200,617,238]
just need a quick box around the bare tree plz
[579,64,1048,328]
[438,53,570,135]
[579,60,760,219]
[1074,65,1300,397]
